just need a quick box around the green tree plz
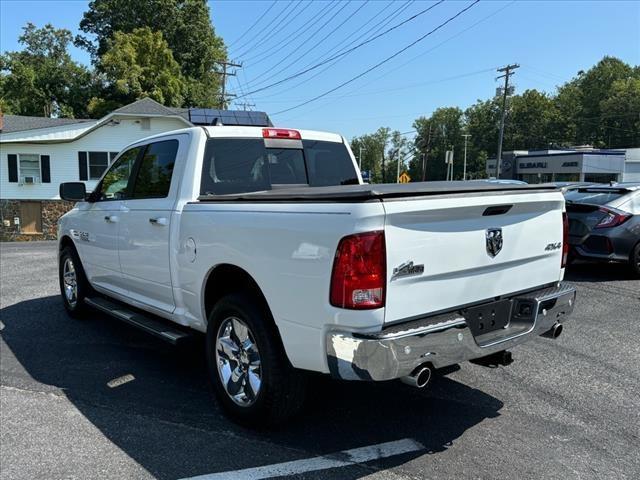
[505,89,561,150]
[0,23,95,117]
[96,27,185,110]
[411,107,464,181]
[77,0,226,107]
[350,127,392,183]
[599,77,640,148]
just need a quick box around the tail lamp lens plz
[594,207,631,229]
[562,211,569,268]
[330,231,386,309]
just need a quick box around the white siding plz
[1,116,187,200]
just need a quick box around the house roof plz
[0,115,95,133]
[112,97,180,116]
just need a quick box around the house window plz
[19,154,41,183]
[79,151,120,180]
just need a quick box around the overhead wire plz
[226,1,278,49]
[272,0,481,115]
[230,1,292,55]
[247,1,370,80]
[237,0,444,97]
[233,1,305,59]
[241,1,337,65]
[250,0,414,99]
[242,1,353,89]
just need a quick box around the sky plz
[1,0,639,139]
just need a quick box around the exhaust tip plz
[542,323,563,339]
[552,323,563,338]
[400,366,432,388]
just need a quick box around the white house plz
[0,98,192,239]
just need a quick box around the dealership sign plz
[519,162,548,169]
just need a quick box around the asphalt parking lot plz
[1,241,639,480]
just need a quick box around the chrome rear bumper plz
[326,282,576,381]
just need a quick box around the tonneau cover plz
[197,181,559,202]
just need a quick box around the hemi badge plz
[391,261,425,281]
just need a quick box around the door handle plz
[104,215,119,223]
[149,217,168,226]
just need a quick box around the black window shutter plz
[8,154,18,182]
[41,155,51,183]
[78,152,88,180]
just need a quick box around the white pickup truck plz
[58,125,576,426]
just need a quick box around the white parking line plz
[181,438,424,480]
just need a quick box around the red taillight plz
[330,231,386,309]
[594,207,631,229]
[562,211,569,268]
[262,128,301,140]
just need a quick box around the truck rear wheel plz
[58,246,91,318]
[206,293,306,427]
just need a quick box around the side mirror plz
[59,182,87,202]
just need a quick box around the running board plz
[85,296,192,345]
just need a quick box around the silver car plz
[565,183,640,276]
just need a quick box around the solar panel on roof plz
[188,109,272,127]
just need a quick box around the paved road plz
[1,241,639,480]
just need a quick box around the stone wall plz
[0,199,75,241]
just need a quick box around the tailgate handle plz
[483,205,513,216]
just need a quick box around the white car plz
[58,125,576,426]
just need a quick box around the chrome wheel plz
[63,257,78,308]
[215,317,262,407]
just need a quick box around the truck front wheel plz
[206,293,306,427]
[58,246,91,318]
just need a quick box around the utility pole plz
[215,59,242,109]
[462,134,471,181]
[358,145,366,170]
[422,123,432,182]
[442,124,448,181]
[495,63,519,178]
[396,150,402,183]
[381,150,386,183]
[236,102,255,111]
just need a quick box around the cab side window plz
[131,140,179,199]
[96,147,141,201]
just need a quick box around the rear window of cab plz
[200,138,359,195]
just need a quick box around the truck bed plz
[197,181,559,203]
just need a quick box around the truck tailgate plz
[383,191,565,323]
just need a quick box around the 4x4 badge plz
[486,228,503,257]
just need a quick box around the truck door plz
[118,137,182,313]
[74,146,141,296]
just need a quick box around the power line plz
[242,1,353,89]
[241,1,337,65]
[246,1,408,101]
[272,0,481,115]
[233,1,305,59]
[247,1,369,85]
[255,67,496,105]
[248,0,414,99]
[229,1,291,55]
[341,0,515,94]
[226,1,278,49]
[237,0,444,98]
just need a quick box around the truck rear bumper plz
[326,282,576,381]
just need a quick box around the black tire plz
[205,292,306,427]
[58,245,92,318]
[630,242,640,277]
